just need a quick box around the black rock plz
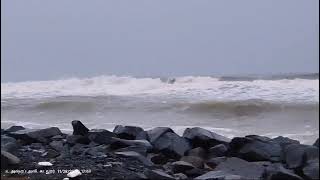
[229,136,282,162]
[183,127,230,148]
[194,171,244,180]
[49,140,64,152]
[272,136,300,148]
[147,153,169,165]
[184,168,209,178]
[208,144,228,158]
[153,132,191,159]
[110,137,153,151]
[66,135,90,145]
[115,145,148,156]
[1,150,21,169]
[265,163,303,180]
[187,147,207,159]
[113,125,144,140]
[173,173,188,180]
[136,131,148,140]
[84,145,107,157]
[115,151,154,166]
[313,138,319,147]
[144,169,175,180]
[7,127,62,144]
[147,127,174,144]
[206,157,227,169]
[283,144,319,169]
[214,157,265,179]
[303,160,319,180]
[4,126,25,133]
[1,135,20,153]
[87,129,115,145]
[180,156,204,169]
[172,161,196,173]
[71,120,89,136]
[70,143,89,156]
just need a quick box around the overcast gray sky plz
[1,0,319,82]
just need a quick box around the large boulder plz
[214,157,265,179]
[195,171,244,180]
[144,169,175,180]
[303,160,319,180]
[71,120,89,136]
[172,161,196,173]
[313,138,319,147]
[1,135,20,153]
[115,145,148,156]
[115,151,154,166]
[208,144,228,158]
[110,137,153,151]
[229,135,282,162]
[7,127,62,144]
[180,156,204,169]
[265,163,303,180]
[186,147,207,159]
[153,132,191,159]
[205,157,227,169]
[113,125,144,140]
[1,151,21,169]
[4,126,25,133]
[66,135,90,145]
[183,127,230,148]
[87,129,115,145]
[146,127,174,144]
[272,136,300,148]
[283,144,319,169]
[49,140,64,152]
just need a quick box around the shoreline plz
[1,120,319,180]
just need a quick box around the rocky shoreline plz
[1,120,319,180]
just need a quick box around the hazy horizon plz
[1,0,319,82]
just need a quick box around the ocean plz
[1,74,319,144]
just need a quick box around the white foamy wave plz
[1,75,319,103]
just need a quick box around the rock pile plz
[1,121,319,179]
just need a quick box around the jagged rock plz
[313,138,319,147]
[272,136,300,148]
[153,132,191,159]
[113,125,144,140]
[71,120,89,136]
[7,127,62,144]
[180,156,204,169]
[183,127,230,148]
[283,144,319,169]
[206,157,227,169]
[144,169,175,180]
[229,136,282,162]
[214,157,265,179]
[172,161,196,173]
[173,173,188,180]
[208,144,228,157]
[148,153,169,165]
[66,135,90,145]
[49,140,64,152]
[1,135,20,152]
[4,126,25,133]
[1,150,20,168]
[187,147,207,159]
[147,127,174,144]
[265,163,303,180]
[115,145,148,156]
[84,145,107,157]
[195,171,244,180]
[115,151,154,166]
[303,160,319,180]
[110,137,153,151]
[87,129,115,145]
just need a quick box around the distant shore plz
[1,120,319,180]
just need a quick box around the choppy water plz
[1,74,319,144]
